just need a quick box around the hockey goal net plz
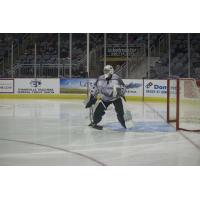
[167,78,200,132]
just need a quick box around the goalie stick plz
[89,105,94,123]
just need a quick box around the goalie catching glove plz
[85,94,97,108]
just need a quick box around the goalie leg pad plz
[113,98,126,128]
[93,101,110,125]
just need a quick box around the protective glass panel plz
[179,79,200,130]
[168,79,177,122]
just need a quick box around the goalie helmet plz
[104,65,114,76]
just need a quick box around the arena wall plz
[0,78,189,102]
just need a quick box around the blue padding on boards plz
[104,121,176,133]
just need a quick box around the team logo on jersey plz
[30,80,42,87]
[145,82,153,88]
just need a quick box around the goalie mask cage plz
[167,78,200,132]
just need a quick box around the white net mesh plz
[179,79,200,131]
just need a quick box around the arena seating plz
[0,33,200,79]
[152,34,200,79]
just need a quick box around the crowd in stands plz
[0,33,200,79]
[0,34,24,57]
[153,34,200,79]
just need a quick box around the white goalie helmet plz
[104,65,114,76]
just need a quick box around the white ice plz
[0,99,199,166]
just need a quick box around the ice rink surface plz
[0,99,199,166]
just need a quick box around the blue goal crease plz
[104,121,176,133]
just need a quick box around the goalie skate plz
[88,122,103,130]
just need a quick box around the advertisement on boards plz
[60,78,96,94]
[123,79,143,97]
[15,79,60,94]
[60,78,143,97]
[0,79,14,93]
[144,79,167,97]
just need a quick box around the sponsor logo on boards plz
[30,80,42,87]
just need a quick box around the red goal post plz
[167,78,200,132]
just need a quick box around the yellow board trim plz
[126,96,166,102]
[0,94,87,100]
[0,94,167,102]
[143,97,167,102]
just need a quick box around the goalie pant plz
[93,98,126,128]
